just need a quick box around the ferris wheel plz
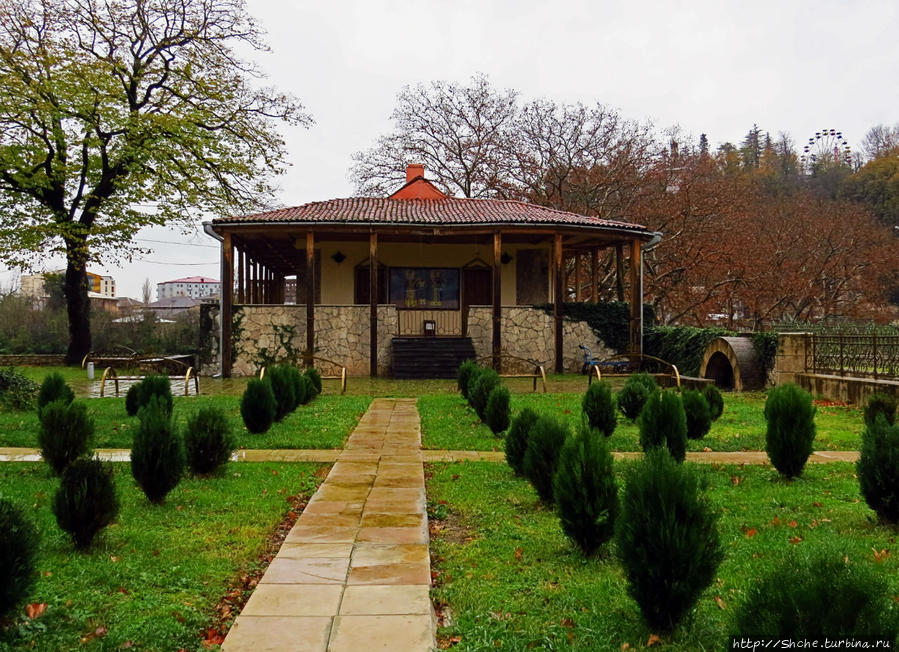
[800,128,852,173]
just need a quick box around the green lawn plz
[426,460,899,650]
[0,394,371,449]
[0,461,324,651]
[420,391,865,452]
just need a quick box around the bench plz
[475,352,547,393]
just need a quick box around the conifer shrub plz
[285,366,303,409]
[37,372,74,412]
[53,458,119,549]
[733,547,897,640]
[135,374,173,416]
[582,381,617,437]
[682,389,712,440]
[304,368,322,398]
[864,392,896,428]
[0,367,39,411]
[296,373,314,406]
[184,407,235,476]
[615,448,723,633]
[702,384,724,421]
[485,385,511,435]
[265,365,295,421]
[553,422,617,556]
[457,359,479,399]
[469,368,500,421]
[0,497,39,618]
[523,415,569,505]
[38,399,95,475]
[125,384,141,416]
[764,383,816,478]
[464,365,487,404]
[241,378,276,434]
[639,390,688,463]
[617,372,657,421]
[131,396,185,504]
[505,408,539,476]
[857,415,899,523]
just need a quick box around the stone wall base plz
[796,372,898,405]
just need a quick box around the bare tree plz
[861,124,899,160]
[141,278,152,305]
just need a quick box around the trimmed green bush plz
[125,384,141,416]
[733,547,897,640]
[53,458,119,549]
[266,365,295,421]
[682,389,712,440]
[582,381,617,436]
[864,392,896,428]
[131,396,185,504]
[457,359,479,399]
[297,373,314,406]
[857,415,899,523]
[523,415,569,505]
[702,384,724,421]
[241,379,277,434]
[0,497,39,618]
[37,399,95,475]
[0,367,38,411]
[765,383,816,478]
[639,390,688,463]
[553,423,617,556]
[304,368,322,398]
[286,366,303,409]
[184,407,235,476]
[37,372,74,412]
[617,372,657,421]
[135,374,173,416]
[469,368,500,421]
[615,448,723,633]
[485,385,511,435]
[505,408,539,476]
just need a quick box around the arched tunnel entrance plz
[699,336,766,392]
[704,351,735,390]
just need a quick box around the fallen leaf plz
[514,547,523,561]
[714,595,727,610]
[110,555,119,563]
[813,501,823,508]
[788,520,797,528]
[872,548,890,563]
[621,644,631,651]
[771,516,780,526]
[25,603,47,619]
[560,617,575,628]
[702,447,712,452]
[744,528,757,539]
[789,536,803,545]
[647,633,661,647]
[95,626,108,637]
[730,475,740,486]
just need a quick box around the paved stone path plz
[220,398,435,652]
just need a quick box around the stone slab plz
[276,543,354,559]
[222,616,332,652]
[240,584,343,617]
[339,585,432,616]
[260,557,350,585]
[327,615,434,652]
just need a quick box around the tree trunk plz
[64,252,91,364]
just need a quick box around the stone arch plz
[699,336,765,392]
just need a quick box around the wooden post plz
[492,231,502,372]
[243,250,250,303]
[237,245,244,304]
[553,234,563,373]
[574,251,582,301]
[261,266,267,304]
[221,232,234,378]
[629,239,642,354]
[369,232,379,377]
[616,244,625,302]
[305,232,315,367]
[591,248,599,303]
[252,261,259,303]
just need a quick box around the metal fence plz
[806,334,899,379]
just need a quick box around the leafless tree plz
[861,123,899,160]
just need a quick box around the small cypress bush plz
[616,448,723,633]
[505,408,539,476]
[304,368,322,398]
[682,389,712,440]
[457,359,478,398]
[136,375,173,416]
[0,498,39,618]
[617,372,657,421]
[0,367,39,411]
[733,547,897,640]
[38,399,95,475]
[469,368,500,421]
[125,384,141,416]
[765,383,816,478]
[184,407,236,476]
[286,366,303,410]
[241,378,276,434]
[464,365,486,404]
[37,372,74,412]
[864,393,896,428]
[265,365,296,421]
[553,423,617,556]
[297,373,314,406]
[131,396,185,504]
[53,458,119,549]
[702,384,724,421]
[857,415,899,523]
[582,381,617,437]
[639,390,688,463]
[485,385,511,435]
[523,415,569,505]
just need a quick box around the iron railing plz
[806,334,899,379]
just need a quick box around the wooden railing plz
[396,309,462,336]
[806,334,899,379]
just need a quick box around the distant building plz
[157,276,220,300]
[146,296,205,319]
[20,270,116,304]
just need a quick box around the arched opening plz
[704,351,735,390]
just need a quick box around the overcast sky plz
[5,0,898,299]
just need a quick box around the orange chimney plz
[406,163,424,183]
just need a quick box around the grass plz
[0,394,371,449]
[420,391,865,452]
[426,460,899,650]
[0,461,325,651]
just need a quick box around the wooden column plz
[243,251,250,303]
[261,266,267,304]
[616,244,626,302]
[305,232,315,367]
[591,248,599,303]
[574,251,582,301]
[553,234,564,373]
[369,232,378,377]
[629,239,642,354]
[251,261,259,303]
[492,231,502,372]
[237,245,244,304]
[221,232,234,378]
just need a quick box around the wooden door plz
[462,267,491,335]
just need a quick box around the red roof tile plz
[213,197,648,232]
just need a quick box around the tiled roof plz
[213,197,648,232]
[159,276,220,284]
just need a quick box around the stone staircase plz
[391,337,476,379]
